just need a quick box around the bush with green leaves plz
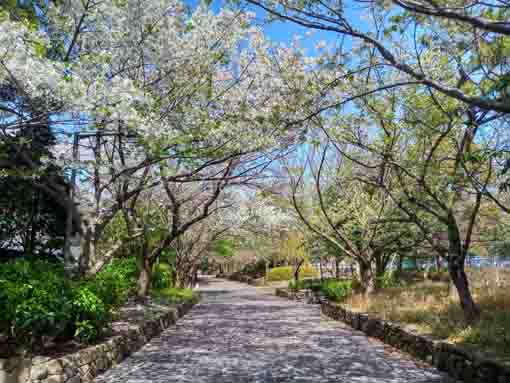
[72,285,109,343]
[266,265,318,282]
[288,279,306,290]
[320,280,353,302]
[288,278,353,302]
[288,279,323,291]
[0,256,194,349]
[152,263,174,289]
[0,260,74,344]
[0,258,140,347]
[91,257,138,306]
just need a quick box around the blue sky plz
[185,0,351,56]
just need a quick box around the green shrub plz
[288,278,324,291]
[0,260,74,343]
[320,280,353,302]
[72,286,109,343]
[239,259,266,278]
[0,258,139,347]
[152,287,195,303]
[288,279,306,290]
[287,277,352,301]
[266,265,318,282]
[92,258,138,306]
[152,263,174,289]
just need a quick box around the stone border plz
[274,287,510,383]
[0,298,199,383]
[321,301,510,383]
[275,287,324,304]
[219,273,265,286]
[275,288,308,301]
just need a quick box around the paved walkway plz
[95,278,455,383]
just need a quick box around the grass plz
[344,276,510,363]
[152,287,196,304]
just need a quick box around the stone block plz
[46,360,63,375]
[0,360,30,383]
[45,375,65,383]
[65,375,81,383]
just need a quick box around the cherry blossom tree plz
[1,0,318,273]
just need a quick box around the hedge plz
[266,265,318,282]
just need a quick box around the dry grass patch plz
[344,280,510,363]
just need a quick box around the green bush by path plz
[152,263,174,289]
[0,257,186,349]
[152,287,195,304]
[320,280,353,302]
[71,285,109,343]
[0,260,74,345]
[238,259,266,279]
[89,257,138,306]
[288,278,353,302]
[266,265,318,282]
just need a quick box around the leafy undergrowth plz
[0,258,182,353]
[344,282,510,363]
[152,287,196,304]
[266,265,318,282]
[288,278,353,302]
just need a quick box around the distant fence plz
[410,255,510,270]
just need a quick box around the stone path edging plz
[219,273,265,286]
[0,297,199,383]
[320,301,510,383]
[313,289,509,383]
[275,286,510,383]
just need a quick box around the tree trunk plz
[358,260,376,296]
[448,258,480,323]
[335,257,341,279]
[435,255,442,271]
[374,251,386,278]
[79,221,95,275]
[137,258,153,299]
[175,264,192,289]
[294,259,304,282]
[447,217,480,323]
[136,236,153,299]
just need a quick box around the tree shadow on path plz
[95,278,456,383]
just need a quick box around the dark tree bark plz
[447,222,480,323]
[294,259,305,282]
[449,259,479,323]
[358,259,376,296]
[374,249,387,278]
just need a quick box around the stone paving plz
[95,278,456,383]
